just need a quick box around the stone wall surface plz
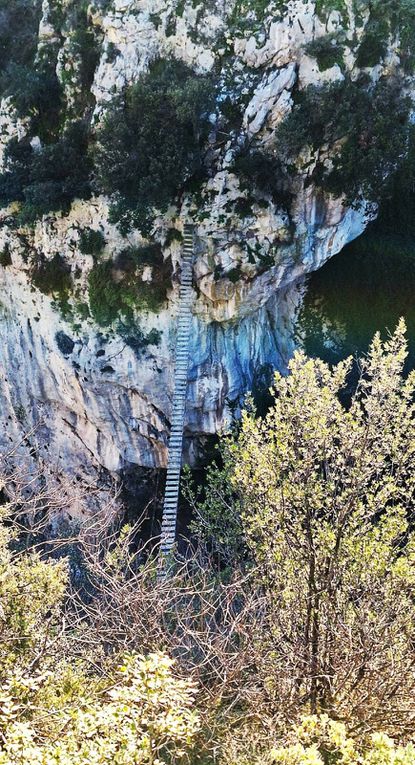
[0,0,410,494]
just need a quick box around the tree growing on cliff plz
[94,58,214,234]
[191,320,415,734]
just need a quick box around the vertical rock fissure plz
[160,224,194,555]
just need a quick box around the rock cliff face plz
[0,0,413,492]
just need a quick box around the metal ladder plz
[159,224,194,556]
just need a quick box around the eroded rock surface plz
[0,0,411,491]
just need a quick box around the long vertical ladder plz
[160,224,194,556]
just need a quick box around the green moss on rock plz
[88,245,172,326]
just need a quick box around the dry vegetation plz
[1,324,415,763]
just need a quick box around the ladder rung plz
[160,226,195,555]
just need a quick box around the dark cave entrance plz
[297,226,415,372]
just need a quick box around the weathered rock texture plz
[0,0,411,491]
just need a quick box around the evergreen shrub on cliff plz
[88,244,171,325]
[0,0,42,94]
[0,123,92,224]
[5,63,62,140]
[94,59,214,234]
[276,75,411,205]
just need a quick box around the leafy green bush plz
[0,0,42,95]
[94,59,214,234]
[356,14,389,67]
[233,150,293,209]
[276,75,411,204]
[192,323,415,733]
[0,122,92,223]
[0,246,11,267]
[268,716,415,765]
[88,245,171,325]
[305,34,345,71]
[79,228,106,256]
[0,505,200,765]
[5,63,62,140]
[115,243,164,270]
[0,652,200,765]
[314,0,347,23]
[118,323,162,357]
[31,253,72,297]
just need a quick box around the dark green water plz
[298,128,415,369]
[298,125,415,368]
[297,231,415,369]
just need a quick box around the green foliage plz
[397,0,415,73]
[298,127,415,368]
[0,1,99,225]
[227,0,286,35]
[0,246,11,267]
[305,34,345,71]
[165,228,183,247]
[269,716,415,765]
[31,254,72,297]
[118,324,162,357]
[353,0,415,73]
[0,0,43,95]
[0,505,200,764]
[356,11,389,67]
[88,245,171,325]
[116,243,164,269]
[0,506,67,672]
[227,266,242,283]
[0,653,200,764]
[0,123,92,224]
[314,0,347,24]
[233,150,293,209]
[0,510,200,765]
[185,464,246,569]
[79,228,106,256]
[106,41,120,63]
[94,59,214,234]
[69,26,100,93]
[5,63,62,140]
[276,76,411,204]
[194,323,415,730]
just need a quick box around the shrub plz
[356,15,389,68]
[269,716,415,765]
[5,63,62,140]
[192,322,415,734]
[305,34,345,71]
[233,150,293,209]
[0,245,12,267]
[88,246,171,326]
[69,26,99,93]
[0,504,200,765]
[314,0,347,23]
[94,58,214,234]
[79,228,106,256]
[118,324,162,357]
[55,331,75,355]
[0,653,200,764]
[0,0,42,94]
[0,122,92,223]
[276,75,411,204]
[31,254,72,297]
[114,243,164,270]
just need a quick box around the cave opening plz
[298,222,415,373]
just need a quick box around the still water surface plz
[296,232,415,370]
